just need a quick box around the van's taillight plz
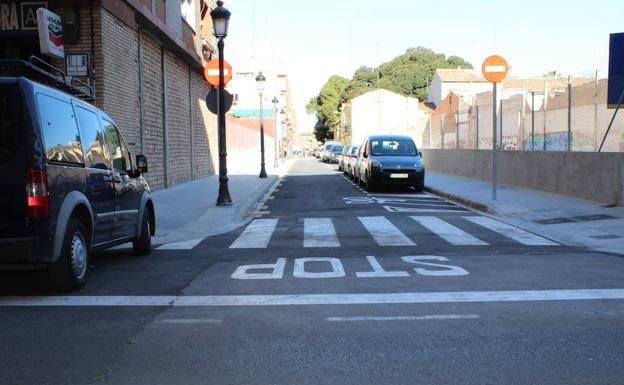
[26,169,49,217]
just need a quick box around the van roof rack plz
[0,55,94,102]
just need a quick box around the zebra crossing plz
[228,215,559,249]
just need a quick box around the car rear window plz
[0,84,24,166]
[370,139,417,156]
[37,93,84,165]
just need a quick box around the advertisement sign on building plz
[37,7,63,59]
[0,1,47,34]
[608,32,624,108]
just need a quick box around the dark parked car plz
[356,135,425,192]
[0,77,155,291]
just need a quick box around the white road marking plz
[3,289,624,306]
[229,219,279,249]
[366,193,435,198]
[465,216,558,246]
[410,216,488,246]
[358,216,416,246]
[157,318,223,324]
[304,218,340,248]
[355,256,409,278]
[293,257,346,278]
[326,314,480,322]
[383,206,467,213]
[156,238,204,250]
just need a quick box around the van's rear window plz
[0,84,24,165]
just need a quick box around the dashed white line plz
[326,314,480,322]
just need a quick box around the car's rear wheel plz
[49,219,89,291]
[413,182,424,193]
[133,210,152,256]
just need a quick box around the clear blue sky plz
[227,0,624,131]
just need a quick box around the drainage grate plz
[589,234,622,240]
[573,214,618,222]
[534,217,576,225]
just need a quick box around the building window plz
[181,0,196,31]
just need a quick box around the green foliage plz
[306,75,349,142]
[542,70,561,78]
[308,47,473,134]
[343,47,473,101]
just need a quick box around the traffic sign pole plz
[492,82,497,200]
[481,55,509,201]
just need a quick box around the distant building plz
[226,66,297,157]
[428,69,490,107]
[428,69,595,107]
[339,89,430,148]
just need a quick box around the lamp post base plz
[259,164,268,178]
[216,176,233,206]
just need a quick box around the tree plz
[308,47,473,136]
[306,75,349,142]
[340,47,473,102]
[542,70,561,78]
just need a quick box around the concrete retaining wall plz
[420,149,624,206]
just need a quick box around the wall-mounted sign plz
[37,7,63,59]
[0,1,47,34]
[65,53,89,77]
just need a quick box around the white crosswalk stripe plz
[358,216,416,246]
[410,216,489,246]
[304,218,340,248]
[225,216,561,249]
[229,219,279,249]
[465,216,558,246]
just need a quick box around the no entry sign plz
[204,59,232,87]
[481,55,509,83]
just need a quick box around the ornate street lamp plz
[272,96,279,168]
[211,1,232,206]
[256,72,268,178]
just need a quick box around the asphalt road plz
[2,157,624,385]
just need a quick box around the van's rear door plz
[0,81,28,238]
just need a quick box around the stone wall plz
[421,149,624,206]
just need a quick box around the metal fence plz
[421,78,623,152]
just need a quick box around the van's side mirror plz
[136,154,148,174]
[363,152,368,158]
[419,151,422,158]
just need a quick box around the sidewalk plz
[425,171,624,255]
[151,158,294,249]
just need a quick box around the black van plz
[0,77,155,291]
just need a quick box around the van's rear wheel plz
[50,219,89,291]
[133,210,152,256]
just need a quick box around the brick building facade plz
[0,0,218,190]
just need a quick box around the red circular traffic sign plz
[481,55,509,83]
[204,59,232,87]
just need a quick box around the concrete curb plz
[424,186,494,215]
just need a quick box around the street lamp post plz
[211,1,232,206]
[256,72,268,178]
[272,96,279,168]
